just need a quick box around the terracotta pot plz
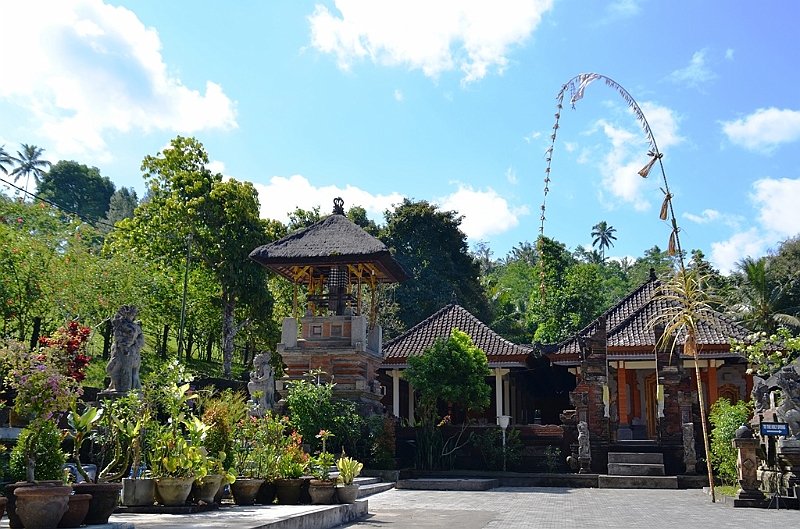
[230,478,264,506]
[57,493,91,528]
[120,478,155,507]
[336,483,360,504]
[275,478,304,505]
[14,484,71,529]
[155,477,195,507]
[191,474,223,504]
[72,482,123,525]
[5,481,63,529]
[308,480,336,504]
[256,480,276,505]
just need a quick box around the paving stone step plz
[395,478,498,491]
[607,462,666,476]
[598,475,678,489]
[607,452,664,465]
[357,481,395,498]
[353,476,381,486]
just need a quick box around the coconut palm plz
[731,256,799,334]
[10,144,51,197]
[591,221,617,262]
[0,145,15,175]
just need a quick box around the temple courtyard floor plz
[3,487,796,529]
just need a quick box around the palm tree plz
[731,256,799,334]
[0,145,15,175]
[10,144,51,197]
[591,221,617,262]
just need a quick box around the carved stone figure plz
[578,420,590,459]
[682,422,697,474]
[248,353,275,417]
[776,365,800,439]
[105,305,144,393]
[751,376,771,414]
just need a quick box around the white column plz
[495,368,503,424]
[407,382,415,426]
[503,373,511,417]
[391,369,400,419]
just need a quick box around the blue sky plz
[2,1,799,274]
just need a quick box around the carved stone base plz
[733,489,767,509]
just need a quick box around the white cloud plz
[607,0,642,18]
[586,102,683,211]
[505,167,518,184]
[683,209,720,224]
[206,160,226,175]
[725,48,734,61]
[0,0,236,158]
[253,174,403,224]
[721,108,800,153]
[711,228,766,274]
[751,177,800,238]
[523,131,542,143]
[563,141,577,152]
[308,0,554,84]
[437,184,528,240]
[394,89,403,101]
[668,49,716,87]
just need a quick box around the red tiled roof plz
[382,303,531,365]
[548,271,751,359]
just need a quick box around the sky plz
[1,0,799,274]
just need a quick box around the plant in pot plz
[308,430,336,504]
[275,431,309,505]
[250,413,287,505]
[0,339,80,529]
[229,416,265,505]
[335,456,363,504]
[196,388,245,504]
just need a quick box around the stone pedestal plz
[682,422,697,475]
[733,437,766,508]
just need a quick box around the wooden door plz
[644,372,658,439]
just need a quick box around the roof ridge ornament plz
[333,197,345,215]
[451,291,458,305]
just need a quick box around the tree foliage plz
[37,161,115,220]
[709,398,753,485]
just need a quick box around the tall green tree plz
[100,187,138,235]
[109,136,278,378]
[10,144,51,196]
[380,199,488,332]
[591,221,617,262]
[37,161,115,220]
[730,256,799,334]
[0,145,14,175]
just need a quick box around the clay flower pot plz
[5,481,63,529]
[275,478,304,505]
[121,477,155,507]
[308,480,336,504]
[57,493,92,528]
[230,478,264,506]
[14,484,71,529]
[72,482,123,525]
[191,474,223,504]
[256,481,277,505]
[336,483,360,504]
[155,477,195,507]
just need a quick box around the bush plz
[10,421,67,481]
[472,427,523,471]
[709,398,753,485]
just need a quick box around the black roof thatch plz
[249,214,411,283]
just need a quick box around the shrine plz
[249,198,410,414]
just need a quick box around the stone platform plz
[395,479,498,491]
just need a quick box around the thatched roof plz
[249,213,411,283]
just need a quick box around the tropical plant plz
[335,456,363,486]
[64,405,103,483]
[10,143,51,196]
[472,427,523,471]
[310,451,336,482]
[277,432,308,479]
[9,421,67,482]
[730,256,799,334]
[731,329,800,377]
[591,221,617,262]
[0,145,14,175]
[709,398,753,486]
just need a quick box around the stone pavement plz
[338,487,799,529]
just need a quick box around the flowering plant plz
[39,320,91,382]
[0,339,83,482]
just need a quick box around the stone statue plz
[248,353,275,417]
[682,422,697,474]
[578,420,590,459]
[751,376,771,414]
[776,365,800,439]
[105,305,144,393]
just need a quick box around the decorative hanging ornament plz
[638,151,664,178]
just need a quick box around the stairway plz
[599,452,678,489]
[354,476,395,498]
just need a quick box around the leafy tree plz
[0,145,14,175]
[380,199,488,332]
[37,161,115,220]
[287,206,322,231]
[10,144,51,195]
[346,205,379,236]
[109,136,278,378]
[100,187,138,235]
[591,221,617,262]
[730,256,799,334]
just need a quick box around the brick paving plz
[339,487,798,529]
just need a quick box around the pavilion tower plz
[249,198,410,414]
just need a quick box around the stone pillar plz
[733,425,765,508]
[682,422,697,474]
[617,365,632,440]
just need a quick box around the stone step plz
[598,475,678,489]
[607,463,665,476]
[395,478,499,491]
[353,477,381,486]
[357,481,395,498]
[607,452,663,465]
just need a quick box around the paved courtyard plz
[339,487,798,529]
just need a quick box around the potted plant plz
[308,430,336,504]
[0,339,80,529]
[229,416,265,505]
[275,432,309,505]
[149,420,207,506]
[335,456,363,504]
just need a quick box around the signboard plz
[761,422,789,436]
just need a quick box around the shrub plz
[472,427,523,471]
[709,398,753,485]
[10,421,67,482]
